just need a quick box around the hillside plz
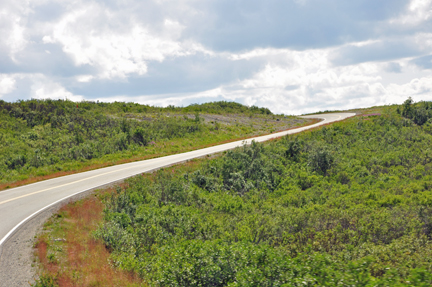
[32,99,432,286]
[0,99,308,189]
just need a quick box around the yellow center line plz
[0,165,138,206]
[0,114,350,207]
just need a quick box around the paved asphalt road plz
[0,113,355,247]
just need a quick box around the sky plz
[0,0,431,115]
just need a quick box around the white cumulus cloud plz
[0,0,431,114]
[42,3,208,79]
[0,74,17,96]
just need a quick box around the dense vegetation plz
[0,99,295,186]
[95,101,432,286]
[174,102,272,115]
[398,97,432,126]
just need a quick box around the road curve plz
[0,112,355,247]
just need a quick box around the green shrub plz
[91,102,432,285]
[307,145,334,175]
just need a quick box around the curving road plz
[0,113,355,248]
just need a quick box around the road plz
[0,113,355,248]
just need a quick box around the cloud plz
[0,41,95,77]
[385,76,432,103]
[0,0,431,115]
[0,74,16,96]
[40,2,210,80]
[92,87,228,108]
[66,52,265,98]
[0,6,28,60]
[410,54,432,69]
[384,62,402,73]
[390,0,432,27]
[330,37,428,66]
[31,78,84,102]
[0,73,83,102]
[182,0,409,52]
[153,45,429,115]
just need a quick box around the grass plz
[33,187,145,287]
[33,160,205,286]
[32,102,430,286]
[30,108,368,286]
[31,117,328,287]
[29,115,328,286]
[1,116,316,192]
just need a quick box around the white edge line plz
[0,113,333,195]
[0,153,182,247]
[0,176,129,246]
[0,146,239,247]
[0,113,355,247]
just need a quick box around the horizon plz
[1,97,402,116]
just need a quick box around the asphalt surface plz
[0,112,355,282]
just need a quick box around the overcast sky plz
[0,0,431,114]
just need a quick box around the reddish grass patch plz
[35,193,144,286]
[34,238,48,267]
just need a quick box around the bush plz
[285,139,302,161]
[401,97,432,126]
[132,127,149,146]
[307,145,334,175]
[92,103,432,285]
[31,274,58,287]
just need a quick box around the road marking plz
[0,139,255,206]
[0,120,325,206]
[0,171,145,246]
[0,116,334,206]
[0,113,356,248]
[0,165,138,206]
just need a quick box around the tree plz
[285,139,302,161]
[402,97,413,118]
[307,145,334,175]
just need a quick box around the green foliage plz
[96,103,432,285]
[182,101,272,115]
[31,274,58,287]
[402,97,414,118]
[307,144,334,175]
[0,99,296,185]
[401,97,432,126]
[284,138,302,161]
